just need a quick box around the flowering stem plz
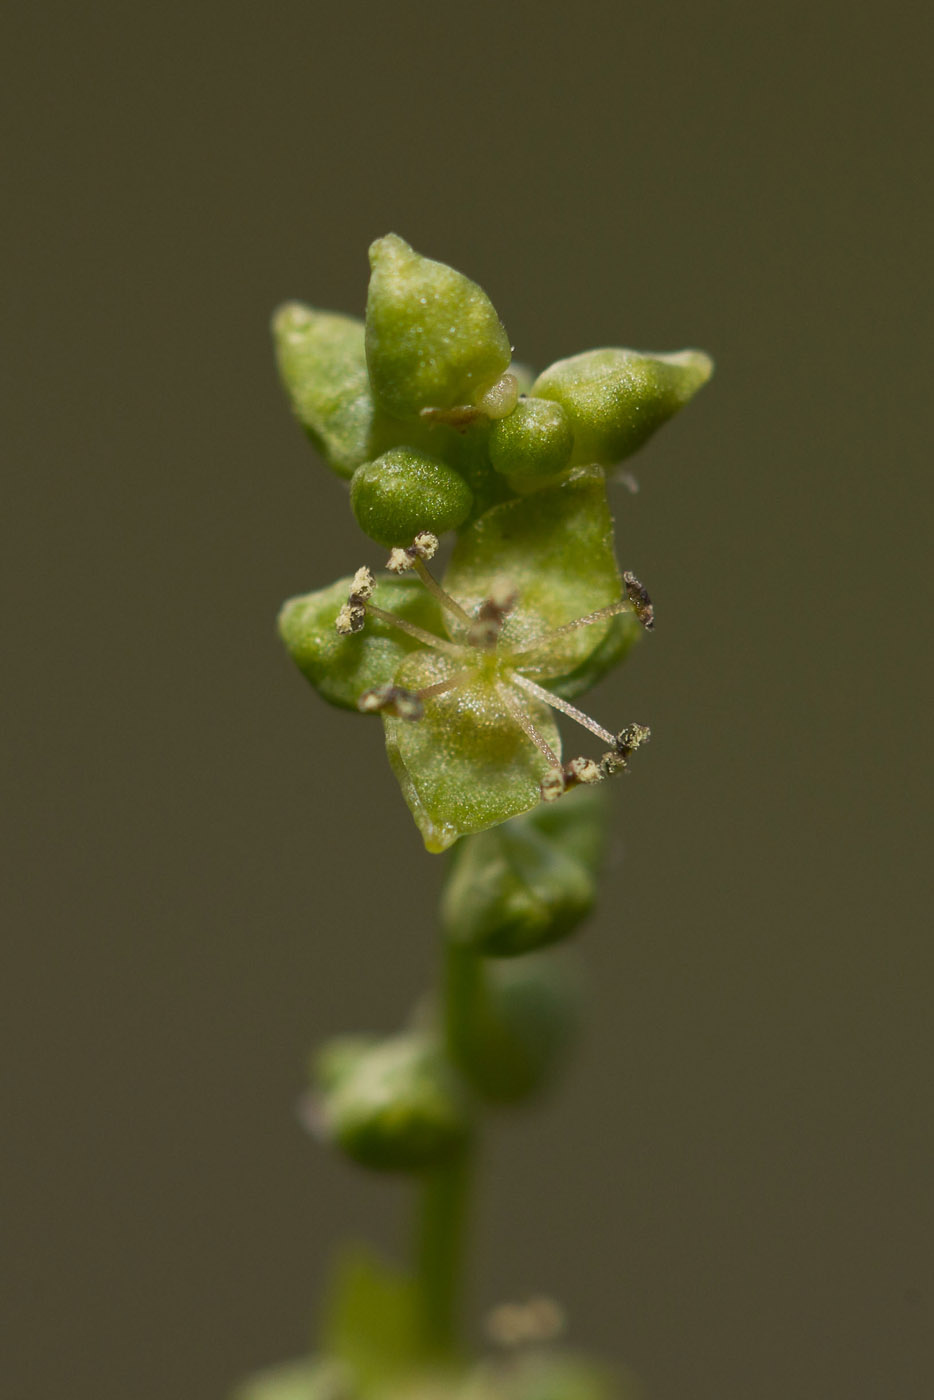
[412,938,479,1359]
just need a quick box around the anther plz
[563,756,602,788]
[599,723,651,778]
[615,722,651,757]
[467,581,517,648]
[350,566,374,601]
[622,570,655,630]
[335,601,366,635]
[386,533,440,573]
[539,769,566,803]
[357,684,424,720]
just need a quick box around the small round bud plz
[452,952,581,1105]
[365,234,511,420]
[488,397,574,480]
[533,346,713,466]
[441,795,602,958]
[313,1032,471,1173]
[350,448,473,547]
[476,371,519,420]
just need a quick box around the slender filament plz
[506,599,631,657]
[412,558,474,629]
[509,671,617,746]
[365,603,466,656]
[496,682,562,769]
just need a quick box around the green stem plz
[412,939,480,1359]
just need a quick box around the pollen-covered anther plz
[385,532,440,574]
[539,768,566,803]
[357,684,424,720]
[467,577,518,648]
[349,566,374,601]
[615,722,651,757]
[563,756,602,788]
[598,723,652,778]
[335,600,366,635]
[386,547,413,574]
[622,570,655,630]
[411,531,439,561]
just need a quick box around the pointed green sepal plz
[350,447,473,546]
[440,787,606,956]
[532,346,713,466]
[384,654,562,853]
[278,574,443,710]
[365,234,512,420]
[272,303,376,479]
[312,1031,471,1172]
[443,467,622,680]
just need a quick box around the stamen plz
[622,571,655,630]
[412,557,474,628]
[599,723,651,778]
[467,583,517,648]
[350,566,374,600]
[509,672,617,746]
[415,669,473,701]
[358,684,424,720]
[363,603,466,656]
[563,756,603,788]
[336,601,366,635]
[496,682,562,771]
[507,599,633,657]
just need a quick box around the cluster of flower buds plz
[274,233,711,544]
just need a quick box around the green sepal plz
[350,447,474,547]
[443,467,621,680]
[365,234,511,421]
[313,1031,471,1172]
[532,347,713,466]
[452,951,581,1104]
[321,1245,420,1394]
[278,574,443,711]
[272,303,375,479]
[488,397,574,480]
[440,788,605,956]
[383,654,563,854]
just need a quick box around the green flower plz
[280,469,650,852]
[273,235,712,850]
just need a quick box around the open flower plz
[274,234,711,850]
[279,467,651,851]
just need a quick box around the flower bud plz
[313,1032,471,1173]
[454,952,581,1104]
[441,789,606,957]
[488,397,574,481]
[365,234,512,421]
[532,346,713,466]
[350,447,474,547]
[272,303,374,479]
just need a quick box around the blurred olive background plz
[4,2,931,1397]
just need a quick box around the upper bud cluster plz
[273,234,712,547]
